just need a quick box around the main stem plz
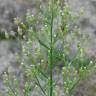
[49,0,54,96]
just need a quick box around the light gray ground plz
[0,0,96,96]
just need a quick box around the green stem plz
[49,0,54,96]
[68,78,80,96]
[34,74,47,96]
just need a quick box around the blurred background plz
[0,0,96,96]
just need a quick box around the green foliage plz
[2,0,96,96]
[0,32,9,40]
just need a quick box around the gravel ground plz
[0,0,96,95]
